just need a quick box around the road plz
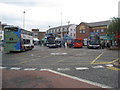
[1,46,120,88]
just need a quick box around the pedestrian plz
[107,41,110,48]
[65,42,67,48]
[101,41,105,49]
[62,41,65,48]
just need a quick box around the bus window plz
[23,39,30,44]
[4,28,18,32]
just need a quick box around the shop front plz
[100,35,115,47]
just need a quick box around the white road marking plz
[57,68,70,71]
[41,69,112,88]
[10,67,21,70]
[106,64,113,67]
[92,65,104,69]
[24,68,36,71]
[75,67,89,70]
[0,66,7,69]
[40,69,51,71]
[31,54,34,56]
[50,53,67,55]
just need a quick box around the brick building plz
[32,29,45,45]
[38,32,46,40]
[76,20,110,45]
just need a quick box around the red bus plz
[73,39,83,48]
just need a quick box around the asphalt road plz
[1,46,120,88]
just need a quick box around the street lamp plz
[23,11,25,29]
[66,21,70,34]
[48,25,51,34]
[61,12,63,38]
[48,25,51,30]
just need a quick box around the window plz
[55,29,56,32]
[93,30,96,32]
[97,30,99,32]
[80,31,82,33]
[83,30,85,33]
[80,30,85,34]
[5,27,18,32]
[23,39,30,44]
[74,34,76,37]
[101,29,104,32]
[59,29,60,32]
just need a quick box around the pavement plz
[2,69,109,89]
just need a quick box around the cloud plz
[0,0,119,31]
[0,0,38,6]
[0,0,61,8]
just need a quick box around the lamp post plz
[66,21,70,34]
[23,11,25,29]
[48,25,51,33]
[61,12,63,38]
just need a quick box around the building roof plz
[49,24,75,30]
[84,20,110,27]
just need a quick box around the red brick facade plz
[76,21,109,39]
[38,32,46,40]
[76,22,92,39]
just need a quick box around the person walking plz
[101,41,105,49]
[65,42,67,48]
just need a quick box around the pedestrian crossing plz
[0,64,114,71]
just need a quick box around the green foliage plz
[107,17,120,34]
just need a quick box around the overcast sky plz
[0,0,119,31]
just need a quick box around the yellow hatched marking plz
[93,58,120,64]
[106,67,120,71]
[90,52,104,64]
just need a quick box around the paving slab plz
[1,69,109,89]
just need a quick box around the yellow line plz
[106,67,120,71]
[93,58,120,64]
[90,52,104,64]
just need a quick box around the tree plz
[107,17,120,47]
[107,17,120,64]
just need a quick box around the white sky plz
[0,0,119,31]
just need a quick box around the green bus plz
[4,26,34,52]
